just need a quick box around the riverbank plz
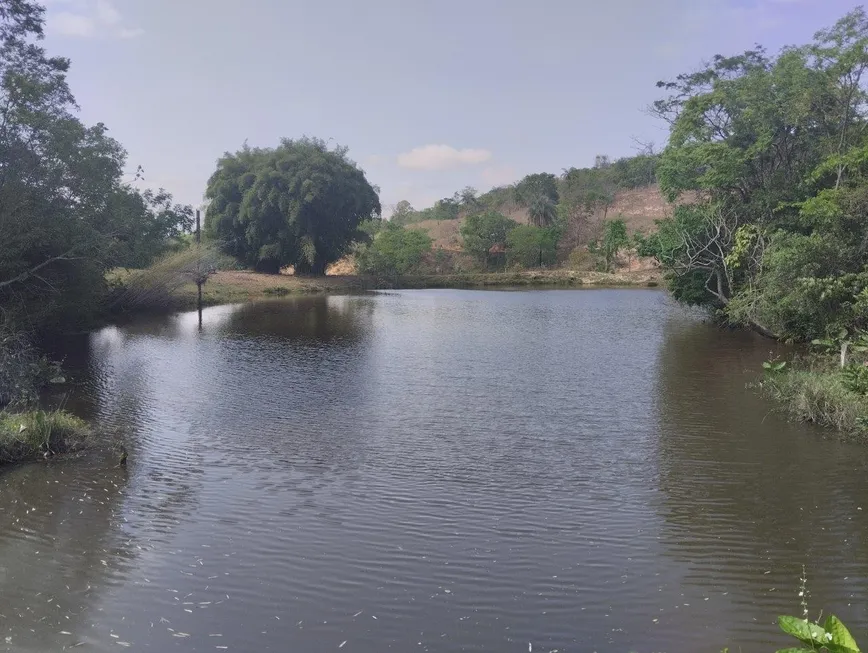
[158,268,662,310]
[762,358,868,440]
[0,410,89,465]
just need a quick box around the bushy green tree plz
[528,196,557,227]
[109,188,194,269]
[390,200,415,226]
[514,173,560,207]
[0,0,191,332]
[205,138,381,275]
[355,223,432,277]
[647,7,868,339]
[600,218,629,272]
[459,211,518,269]
[506,225,559,268]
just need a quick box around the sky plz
[41,0,862,215]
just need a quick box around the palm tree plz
[528,195,557,228]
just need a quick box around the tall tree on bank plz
[644,7,868,340]
[205,138,381,275]
[0,0,191,331]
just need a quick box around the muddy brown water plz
[2,289,868,653]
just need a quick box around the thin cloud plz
[397,144,492,171]
[46,0,142,39]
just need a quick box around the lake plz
[3,289,868,652]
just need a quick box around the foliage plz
[762,359,788,375]
[776,614,861,653]
[0,0,193,334]
[841,364,868,395]
[611,150,660,188]
[355,223,432,277]
[459,211,518,269]
[647,7,868,341]
[0,323,61,409]
[0,409,88,464]
[528,196,558,227]
[600,219,629,271]
[762,360,868,436]
[505,225,559,269]
[513,173,560,207]
[205,137,381,275]
[108,188,194,269]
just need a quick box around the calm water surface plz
[3,289,868,653]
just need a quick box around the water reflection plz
[0,458,133,651]
[654,318,868,648]
[5,291,868,652]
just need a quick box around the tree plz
[108,188,194,269]
[459,211,518,269]
[506,225,559,268]
[646,7,868,340]
[0,0,190,332]
[458,186,480,211]
[591,218,630,272]
[514,173,560,207]
[355,222,432,277]
[528,195,557,227]
[390,200,415,226]
[205,138,381,275]
[594,154,612,169]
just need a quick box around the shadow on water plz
[653,317,868,648]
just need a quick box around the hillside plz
[408,184,675,252]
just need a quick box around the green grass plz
[0,410,89,464]
[762,363,868,438]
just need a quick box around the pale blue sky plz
[43,0,859,214]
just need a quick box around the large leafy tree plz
[0,0,189,331]
[205,138,381,275]
[513,172,559,207]
[646,7,868,340]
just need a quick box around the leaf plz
[824,615,860,652]
[775,649,815,653]
[778,616,828,646]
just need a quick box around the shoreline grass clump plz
[761,357,868,438]
[0,410,89,465]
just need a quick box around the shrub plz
[506,225,559,268]
[355,223,432,277]
[460,211,518,269]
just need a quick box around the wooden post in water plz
[196,209,203,328]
